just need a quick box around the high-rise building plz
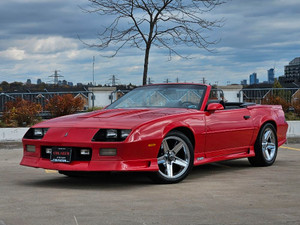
[249,73,259,85]
[279,57,300,83]
[284,57,300,80]
[241,79,247,85]
[268,68,275,84]
[37,79,42,85]
[26,79,31,85]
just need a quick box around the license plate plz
[50,147,72,163]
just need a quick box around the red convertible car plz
[21,84,288,183]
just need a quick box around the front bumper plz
[21,138,161,172]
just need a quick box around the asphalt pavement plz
[0,143,300,225]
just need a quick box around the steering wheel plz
[181,101,197,109]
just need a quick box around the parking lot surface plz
[0,143,300,225]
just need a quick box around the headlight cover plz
[23,128,49,140]
[92,129,131,142]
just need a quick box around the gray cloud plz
[0,0,300,85]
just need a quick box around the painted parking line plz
[45,169,58,174]
[280,146,300,152]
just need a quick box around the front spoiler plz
[20,156,159,172]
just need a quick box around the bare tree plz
[84,0,224,85]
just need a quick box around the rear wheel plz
[150,131,194,184]
[248,123,278,166]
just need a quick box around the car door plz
[204,108,254,158]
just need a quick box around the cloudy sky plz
[0,0,300,86]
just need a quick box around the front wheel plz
[248,123,278,167]
[150,131,194,184]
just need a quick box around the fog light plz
[100,148,117,156]
[80,149,90,155]
[45,148,52,154]
[26,145,36,152]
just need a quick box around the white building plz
[88,87,117,108]
[217,85,243,102]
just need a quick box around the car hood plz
[34,108,196,130]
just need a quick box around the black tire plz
[248,123,278,167]
[149,131,194,184]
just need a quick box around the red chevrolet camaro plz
[21,84,288,183]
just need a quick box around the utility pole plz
[91,56,95,110]
[201,77,207,84]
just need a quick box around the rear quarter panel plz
[248,105,288,146]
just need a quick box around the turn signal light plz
[100,148,117,156]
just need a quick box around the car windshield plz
[107,84,206,109]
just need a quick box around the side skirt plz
[193,146,255,166]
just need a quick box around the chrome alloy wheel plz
[262,127,277,161]
[248,123,278,167]
[157,136,191,179]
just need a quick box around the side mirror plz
[207,103,224,112]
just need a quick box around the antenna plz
[92,56,95,86]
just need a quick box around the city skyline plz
[0,0,300,85]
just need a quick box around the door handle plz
[244,115,251,120]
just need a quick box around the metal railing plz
[0,91,94,113]
[239,88,299,104]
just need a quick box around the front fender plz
[128,113,206,154]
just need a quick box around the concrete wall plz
[0,128,28,142]
[286,121,300,138]
[1,121,299,143]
